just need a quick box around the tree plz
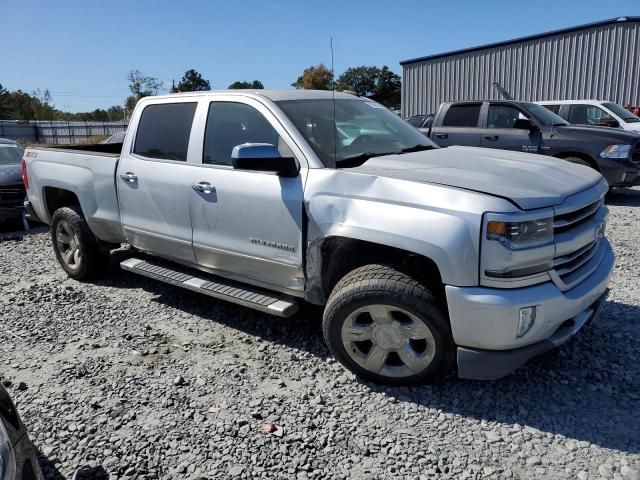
[291,64,333,90]
[336,65,401,108]
[126,70,163,112]
[373,66,401,108]
[177,69,211,92]
[336,66,378,97]
[0,83,10,119]
[228,80,264,89]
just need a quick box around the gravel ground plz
[1,189,639,480]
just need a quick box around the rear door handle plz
[484,135,499,141]
[192,182,215,194]
[435,133,448,139]
[119,172,137,182]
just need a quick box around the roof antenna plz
[331,37,337,167]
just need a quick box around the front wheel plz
[51,206,108,280]
[322,264,455,385]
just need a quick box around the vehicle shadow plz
[36,446,109,480]
[605,186,640,206]
[116,272,639,454]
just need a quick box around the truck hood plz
[554,124,640,142]
[0,164,22,185]
[350,146,603,210]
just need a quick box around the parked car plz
[23,90,613,385]
[101,131,126,144]
[0,383,43,480]
[0,139,27,224]
[407,114,434,136]
[537,99,640,133]
[429,100,640,188]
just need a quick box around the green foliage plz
[228,80,264,89]
[336,65,401,108]
[291,64,334,90]
[177,69,211,92]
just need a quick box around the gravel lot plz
[1,189,639,480]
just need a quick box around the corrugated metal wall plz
[402,20,640,117]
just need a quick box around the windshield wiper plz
[336,151,397,167]
[399,144,435,153]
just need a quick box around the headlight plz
[600,144,631,159]
[486,218,553,250]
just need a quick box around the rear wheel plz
[322,264,455,385]
[51,206,108,280]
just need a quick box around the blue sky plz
[2,0,638,112]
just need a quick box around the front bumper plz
[599,157,640,187]
[446,240,614,380]
[457,289,608,380]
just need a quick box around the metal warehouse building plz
[401,17,640,118]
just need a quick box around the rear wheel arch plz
[43,187,82,220]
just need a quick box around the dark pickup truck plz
[428,100,640,188]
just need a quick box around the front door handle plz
[484,135,499,141]
[435,133,448,139]
[192,182,215,194]
[119,172,138,182]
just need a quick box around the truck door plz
[431,103,482,147]
[117,100,199,263]
[481,103,542,154]
[189,98,305,294]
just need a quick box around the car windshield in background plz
[522,103,569,126]
[277,99,437,167]
[0,144,24,165]
[603,102,640,123]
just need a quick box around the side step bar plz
[120,258,299,318]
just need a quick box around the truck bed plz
[24,144,126,244]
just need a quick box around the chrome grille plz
[551,193,606,291]
[553,240,599,279]
[553,198,601,232]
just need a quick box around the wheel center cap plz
[372,324,404,349]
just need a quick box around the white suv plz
[537,100,640,133]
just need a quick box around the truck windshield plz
[277,98,437,167]
[602,102,640,123]
[522,103,569,127]
[0,144,24,166]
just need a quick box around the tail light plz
[21,158,29,189]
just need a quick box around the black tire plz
[322,264,455,386]
[50,206,108,280]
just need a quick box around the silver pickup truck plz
[22,90,614,385]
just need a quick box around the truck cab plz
[537,99,640,133]
[430,100,640,188]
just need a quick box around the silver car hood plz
[349,146,603,210]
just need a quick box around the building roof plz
[400,16,640,66]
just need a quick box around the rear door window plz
[133,103,197,161]
[442,104,481,127]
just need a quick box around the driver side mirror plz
[513,118,539,131]
[231,143,298,177]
